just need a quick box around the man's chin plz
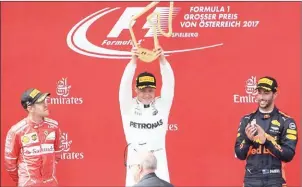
[259,103,272,110]
[141,100,152,105]
[258,101,267,107]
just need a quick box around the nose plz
[143,92,151,97]
[257,93,264,100]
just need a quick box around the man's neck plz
[136,98,153,108]
[28,114,44,124]
[140,170,155,180]
[259,105,274,113]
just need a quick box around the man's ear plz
[138,164,143,172]
[273,92,278,99]
[27,105,34,113]
[134,87,138,94]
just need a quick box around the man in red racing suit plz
[4,88,62,186]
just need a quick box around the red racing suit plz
[4,117,62,186]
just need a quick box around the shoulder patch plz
[288,122,297,130]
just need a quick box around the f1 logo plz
[107,7,179,38]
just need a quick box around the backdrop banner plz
[1,2,300,186]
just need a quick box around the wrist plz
[159,56,166,63]
[259,134,266,144]
[130,59,137,65]
[252,134,266,144]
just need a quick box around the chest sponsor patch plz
[271,120,280,126]
[46,131,56,140]
[23,144,54,156]
[269,126,280,134]
[270,126,279,131]
[130,119,163,129]
[21,132,39,146]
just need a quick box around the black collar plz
[257,106,279,119]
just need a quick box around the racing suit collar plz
[257,106,278,119]
[135,97,154,108]
[27,117,45,128]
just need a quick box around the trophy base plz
[138,48,160,63]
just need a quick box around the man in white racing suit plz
[119,47,175,186]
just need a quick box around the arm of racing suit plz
[119,60,136,114]
[159,57,175,112]
[4,128,20,182]
[264,118,298,162]
[54,127,62,163]
[234,116,253,160]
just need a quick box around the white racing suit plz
[119,59,175,186]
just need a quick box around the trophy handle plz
[132,1,160,20]
[129,19,138,49]
[129,1,159,49]
[157,2,174,37]
[146,12,160,50]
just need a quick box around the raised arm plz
[158,48,175,111]
[119,49,138,114]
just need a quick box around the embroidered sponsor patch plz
[271,120,280,126]
[286,134,297,140]
[289,123,296,130]
[21,132,39,146]
[23,144,54,156]
[286,129,297,135]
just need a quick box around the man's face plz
[256,88,277,109]
[130,164,142,184]
[28,99,49,117]
[135,87,156,105]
